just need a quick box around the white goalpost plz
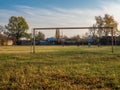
[32,26,113,53]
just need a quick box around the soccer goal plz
[32,26,113,53]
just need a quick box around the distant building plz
[0,34,13,46]
[20,40,32,45]
[46,37,57,45]
[7,40,13,46]
[34,37,57,45]
[47,37,57,41]
[39,40,49,45]
[64,39,76,45]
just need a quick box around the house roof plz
[47,37,57,41]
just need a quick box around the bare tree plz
[0,25,5,34]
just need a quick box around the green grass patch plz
[0,46,120,89]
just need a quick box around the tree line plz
[0,14,120,45]
[55,14,119,45]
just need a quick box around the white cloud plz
[0,1,120,37]
[99,1,120,31]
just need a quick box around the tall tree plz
[95,16,104,37]
[89,24,100,45]
[95,14,118,37]
[95,14,118,45]
[35,32,45,40]
[6,16,29,44]
[55,29,60,39]
[55,29,60,43]
[89,24,97,38]
[104,14,118,36]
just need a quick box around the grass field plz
[0,46,120,90]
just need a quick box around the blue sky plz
[1,0,100,9]
[0,0,120,37]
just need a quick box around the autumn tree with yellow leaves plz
[95,14,118,37]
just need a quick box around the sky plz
[0,0,120,37]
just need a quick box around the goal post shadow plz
[31,26,113,53]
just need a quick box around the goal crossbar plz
[33,26,113,30]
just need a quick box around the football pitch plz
[0,46,120,89]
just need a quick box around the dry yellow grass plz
[0,46,120,89]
